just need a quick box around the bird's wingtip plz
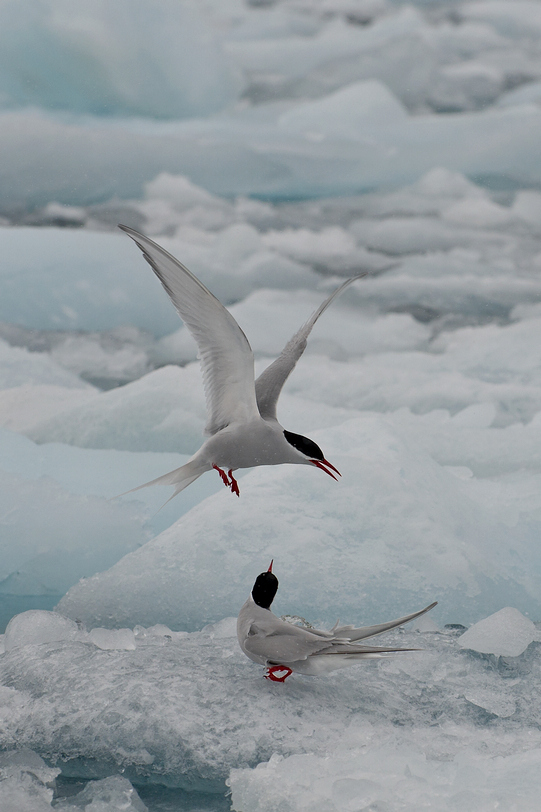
[118,223,138,237]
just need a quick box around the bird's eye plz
[283,430,324,461]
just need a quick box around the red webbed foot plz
[264,665,293,682]
[228,470,240,497]
[213,464,230,488]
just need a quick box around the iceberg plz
[56,416,541,631]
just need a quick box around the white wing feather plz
[255,275,366,421]
[331,602,438,642]
[119,226,259,435]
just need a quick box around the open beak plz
[311,459,341,481]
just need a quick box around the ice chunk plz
[229,744,541,812]
[261,225,391,274]
[349,216,504,255]
[512,190,541,232]
[1,94,541,208]
[429,60,503,112]
[0,385,98,434]
[226,290,429,358]
[498,79,541,108]
[0,0,240,118]
[278,80,407,139]
[458,607,541,657]
[0,228,181,335]
[160,290,429,368]
[0,339,91,390]
[55,776,147,811]
[4,610,82,652]
[0,749,59,812]
[144,173,228,213]
[464,688,516,718]
[26,365,205,453]
[462,1,541,38]
[0,464,149,598]
[89,628,136,651]
[0,751,147,812]
[441,197,516,229]
[0,428,206,603]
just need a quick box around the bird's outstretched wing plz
[331,601,438,642]
[120,226,259,435]
[255,275,365,421]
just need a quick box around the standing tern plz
[237,562,437,681]
[119,225,364,501]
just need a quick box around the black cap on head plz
[284,430,324,461]
[252,563,279,610]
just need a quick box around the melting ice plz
[1,0,541,809]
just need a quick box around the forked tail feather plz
[113,459,209,505]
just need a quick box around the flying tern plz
[237,562,437,681]
[119,225,364,501]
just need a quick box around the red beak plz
[311,459,341,481]
[268,560,273,573]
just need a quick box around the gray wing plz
[120,226,259,435]
[255,275,366,421]
[332,602,438,642]
[243,621,334,664]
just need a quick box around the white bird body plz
[119,225,363,501]
[238,564,437,680]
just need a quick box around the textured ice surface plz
[0,610,540,797]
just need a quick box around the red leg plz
[228,470,240,497]
[213,464,230,488]
[264,665,293,682]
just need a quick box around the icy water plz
[1,0,541,810]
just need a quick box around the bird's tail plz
[115,459,209,506]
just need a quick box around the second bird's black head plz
[252,561,279,610]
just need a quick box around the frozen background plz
[1,0,541,809]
